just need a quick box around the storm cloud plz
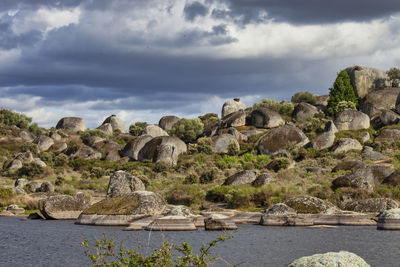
[0,0,399,128]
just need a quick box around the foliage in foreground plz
[81,233,233,267]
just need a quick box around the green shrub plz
[198,113,219,125]
[0,109,32,129]
[129,122,147,136]
[168,118,204,143]
[227,140,239,156]
[165,184,206,208]
[54,154,68,167]
[21,143,39,154]
[387,67,400,87]
[40,152,54,166]
[252,99,294,117]
[80,129,107,144]
[199,169,218,184]
[0,186,14,207]
[333,100,356,114]
[291,91,317,105]
[183,173,199,184]
[216,155,240,169]
[327,70,358,115]
[268,158,291,172]
[17,163,44,179]
[55,176,65,186]
[197,137,213,154]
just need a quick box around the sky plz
[0,0,400,129]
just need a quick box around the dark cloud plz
[215,0,400,25]
[0,21,42,50]
[184,1,208,21]
[0,0,84,11]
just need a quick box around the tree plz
[129,122,148,136]
[387,67,400,87]
[168,118,204,143]
[327,70,358,115]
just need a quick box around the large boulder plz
[284,196,334,214]
[56,117,85,133]
[92,140,122,161]
[159,116,180,131]
[311,121,338,150]
[332,167,375,191]
[333,138,362,153]
[204,214,238,230]
[293,102,318,122]
[250,107,284,128]
[223,170,257,186]
[375,127,400,143]
[107,171,145,198]
[377,208,400,230]
[258,124,309,155]
[346,65,390,98]
[220,110,246,128]
[142,125,169,138]
[71,145,102,160]
[39,193,90,220]
[97,123,113,136]
[19,130,35,142]
[334,109,370,131]
[138,136,187,166]
[264,203,296,215]
[370,165,393,183]
[82,191,166,217]
[362,146,386,161]
[35,136,54,152]
[221,98,247,118]
[120,135,153,160]
[252,173,274,187]
[287,251,370,267]
[360,87,400,117]
[382,170,400,186]
[344,198,398,213]
[380,110,400,126]
[212,134,239,154]
[101,115,126,133]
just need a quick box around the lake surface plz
[0,216,399,267]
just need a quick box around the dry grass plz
[83,195,140,215]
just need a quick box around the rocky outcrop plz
[258,124,309,155]
[231,212,262,224]
[97,123,113,136]
[37,182,54,193]
[287,251,370,267]
[204,214,238,230]
[370,165,393,183]
[312,121,338,150]
[4,204,25,215]
[360,87,400,117]
[332,167,375,191]
[138,136,187,166]
[223,170,257,186]
[49,131,62,141]
[212,134,239,154]
[120,135,153,160]
[159,116,180,131]
[35,136,54,152]
[8,159,22,169]
[217,127,248,142]
[334,109,370,131]
[19,130,35,142]
[362,146,386,161]
[284,196,335,214]
[92,140,122,160]
[344,198,398,213]
[101,115,126,133]
[380,110,400,126]
[346,65,390,98]
[220,110,246,127]
[377,208,400,230]
[293,102,318,122]
[250,107,284,128]
[77,191,166,226]
[56,117,85,133]
[142,125,169,138]
[264,203,296,215]
[71,145,102,160]
[39,193,90,220]
[260,203,313,226]
[333,138,362,153]
[375,127,400,143]
[51,142,68,153]
[107,171,145,198]
[221,98,247,118]
[252,173,274,187]
[382,170,400,186]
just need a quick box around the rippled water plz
[1,217,399,266]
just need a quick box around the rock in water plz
[287,251,370,267]
[138,136,187,166]
[250,107,284,128]
[159,115,180,131]
[101,115,126,133]
[39,193,90,220]
[221,98,247,118]
[284,196,335,214]
[258,124,309,155]
[377,208,400,230]
[344,198,398,213]
[145,216,197,231]
[346,65,390,98]
[334,109,370,131]
[56,117,86,133]
[204,214,238,230]
[107,171,145,198]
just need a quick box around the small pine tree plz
[327,70,358,115]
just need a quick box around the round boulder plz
[102,115,126,133]
[159,115,180,131]
[346,65,390,98]
[39,193,91,220]
[97,123,113,136]
[375,127,400,143]
[258,124,309,155]
[284,196,334,214]
[221,110,246,128]
[293,102,318,122]
[107,171,145,198]
[252,173,274,187]
[138,136,187,166]
[332,167,375,191]
[221,98,247,118]
[334,109,370,131]
[333,138,362,153]
[344,198,398,213]
[120,135,153,160]
[382,170,400,186]
[142,125,169,138]
[212,134,239,154]
[35,136,54,152]
[56,117,86,133]
[287,251,370,267]
[360,87,400,117]
[250,107,284,128]
[380,110,400,126]
[223,170,257,186]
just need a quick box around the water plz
[0,217,399,267]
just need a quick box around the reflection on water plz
[0,216,399,267]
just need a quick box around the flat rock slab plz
[232,212,262,224]
[145,216,197,231]
[377,208,400,230]
[124,216,160,231]
[303,214,376,226]
[76,214,146,226]
[204,216,238,230]
[260,215,313,226]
